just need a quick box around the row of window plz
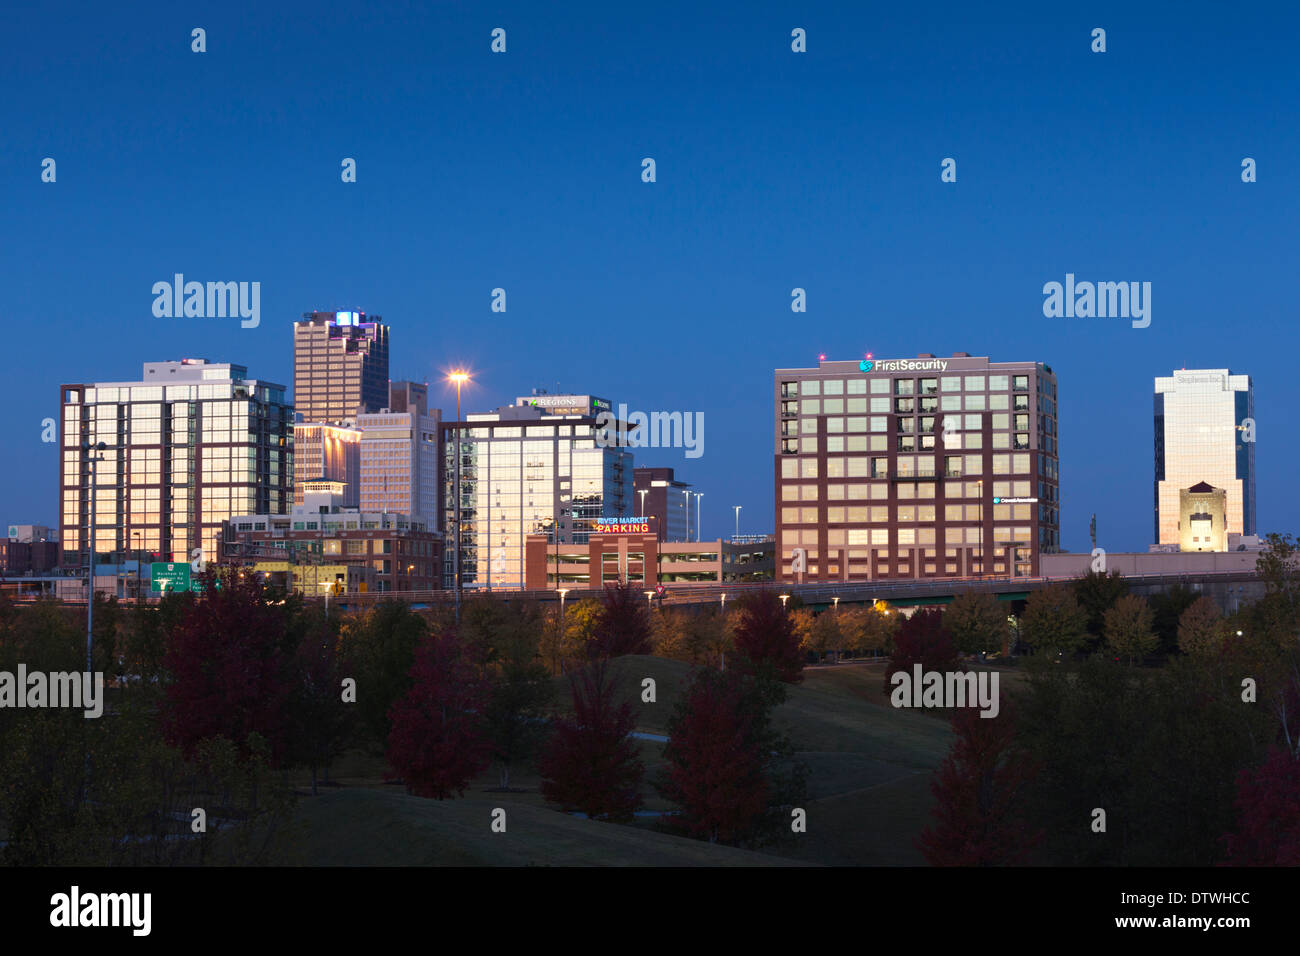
[782,394,1033,417]
[783,526,1033,545]
[779,453,1035,479]
[782,374,1033,398]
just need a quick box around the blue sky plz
[3,1,1296,550]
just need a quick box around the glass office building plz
[59,360,293,568]
[442,396,633,589]
[773,353,1060,582]
[1154,369,1255,545]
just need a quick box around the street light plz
[779,593,790,608]
[448,370,470,622]
[644,590,655,606]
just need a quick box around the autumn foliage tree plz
[731,590,804,683]
[659,668,769,844]
[162,570,295,763]
[1223,747,1300,865]
[885,608,962,691]
[918,700,1040,865]
[386,631,491,799]
[590,583,654,658]
[538,662,643,822]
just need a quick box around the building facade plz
[1,539,60,575]
[293,423,361,508]
[633,466,694,542]
[1154,368,1255,545]
[292,310,389,424]
[59,360,293,568]
[443,395,633,590]
[224,480,441,592]
[773,353,1060,583]
[358,382,441,526]
[1179,481,1229,552]
[524,533,775,588]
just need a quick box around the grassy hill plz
[274,787,807,866]
[271,655,962,865]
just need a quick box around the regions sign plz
[594,517,651,534]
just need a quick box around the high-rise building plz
[1154,368,1255,545]
[293,423,361,508]
[358,382,441,526]
[58,359,293,568]
[773,353,1060,582]
[442,395,633,589]
[633,466,695,542]
[292,310,389,424]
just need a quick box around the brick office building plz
[773,353,1060,583]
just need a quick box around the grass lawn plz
[271,654,968,865]
[273,787,807,866]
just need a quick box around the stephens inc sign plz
[859,358,948,373]
[594,517,652,534]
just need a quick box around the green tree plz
[339,601,428,751]
[1148,585,1200,656]
[1020,583,1089,659]
[1177,596,1226,658]
[944,591,1009,657]
[1104,594,1158,665]
[1072,569,1129,651]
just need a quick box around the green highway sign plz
[151,562,192,593]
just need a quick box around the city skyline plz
[4,2,1296,550]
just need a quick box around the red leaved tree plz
[386,631,491,799]
[732,590,804,684]
[659,667,769,844]
[590,583,654,659]
[538,661,643,822]
[917,698,1041,865]
[1223,746,1300,865]
[162,569,294,763]
[885,607,962,692]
